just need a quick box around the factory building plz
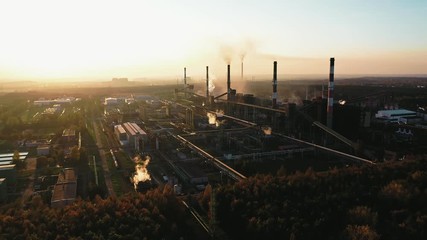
[51,168,77,208]
[114,122,147,151]
[114,124,128,145]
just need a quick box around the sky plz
[0,0,426,82]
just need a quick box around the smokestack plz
[272,61,278,108]
[241,61,244,80]
[327,57,335,128]
[184,67,187,86]
[227,64,231,100]
[206,66,209,100]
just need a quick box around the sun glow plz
[0,0,202,79]
[1,0,426,80]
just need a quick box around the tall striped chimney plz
[327,57,335,128]
[227,64,231,101]
[206,66,209,100]
[272,61,278,108]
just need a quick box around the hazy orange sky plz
[0,0,426,82]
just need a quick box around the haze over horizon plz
[0,0,426,82]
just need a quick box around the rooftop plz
[115,124,127,134]
[51,168,77,208]
[0,152,29,158]
[377,109,416,115]
[0,164,16,170]
[123,122,147,136]
[57,168,77,183]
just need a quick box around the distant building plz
[112,78,128,83]
[51,168,77,208]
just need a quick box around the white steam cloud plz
[132,155,151,190]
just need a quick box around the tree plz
[344,225,380,240]
[12,150,25,169]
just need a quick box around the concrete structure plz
[51,168,77,208]
[375,109,417,123]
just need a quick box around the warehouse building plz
[114,122,148,151]
[51,168,77,208]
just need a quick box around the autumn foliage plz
[215,159,427,240]
[0,186,193,239]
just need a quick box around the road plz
[92,120,116,198]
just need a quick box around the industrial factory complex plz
[2,57,426,209]
[98,58,427,194]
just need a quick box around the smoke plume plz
[262,126,272,135]
[209,73,216,93]
[207,110,225,127]
[220,44,233,64]
[207,112,217,125]
[132,155,151,190]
